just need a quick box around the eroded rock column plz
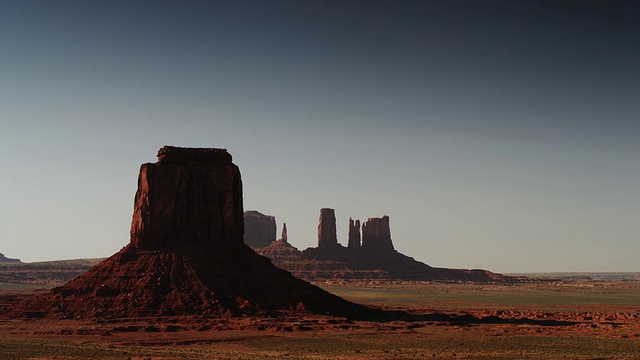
[318,208,338,248]
[361,216,394,252]
[347,218,361,249]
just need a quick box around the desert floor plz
[0,281,638,359]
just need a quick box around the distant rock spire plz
[347,218,361,249]
[281,222,288,243]
[318,208,338,248]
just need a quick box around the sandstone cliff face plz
[347,218,361,249]
[317,208,338,249]
[361,216,394,252]
[131,147,243,251]
[243,211,276,248]
[8,147,371,319]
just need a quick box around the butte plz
[7,146,371,319]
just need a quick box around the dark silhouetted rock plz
[243,211,276,248]
[280,222,288,243]
[0,253,20,263]
[273,210,520,283]
[361,216,394,252]
[318,208,338,249]
[347,218,361,249]
[6,147,372,319]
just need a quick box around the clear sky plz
[1,1,639,273]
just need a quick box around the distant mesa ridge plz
[0,253,21,263]
[246,208,519,283]
[244,211,277,248]
[318,208,338,248]
[6,146,371,319]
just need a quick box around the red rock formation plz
[288,211,519,283]
[7,147,371,319]
[361,216,394,252]
[131,147,243,251]
[258,238,301,263]
[347,218,361,249]
[243,211,276,248]
[317,208,338,249]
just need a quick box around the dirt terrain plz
[1,280,638,359]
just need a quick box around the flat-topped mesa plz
[347,218,361,249]
[317,208,338,249]
[157,145,232,164]
[130,146,243,251]
[244,211,277,248]
[361,216,394,252]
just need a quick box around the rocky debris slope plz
[6,147,371,319]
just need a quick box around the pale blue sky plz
[1,1,639,272]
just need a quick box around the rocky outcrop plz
[243,211,276,248]
[0,253,20,263]
[130,146,243,251]
[361,216,394,252]
[317,208,338,249]
[277,210,520,283]
[347,218,361,249]
[7,147,372,319]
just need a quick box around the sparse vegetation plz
[1,281,638,359]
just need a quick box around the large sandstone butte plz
[243,211,277,248]
[256,209,519,283]
[7,147,371,319]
